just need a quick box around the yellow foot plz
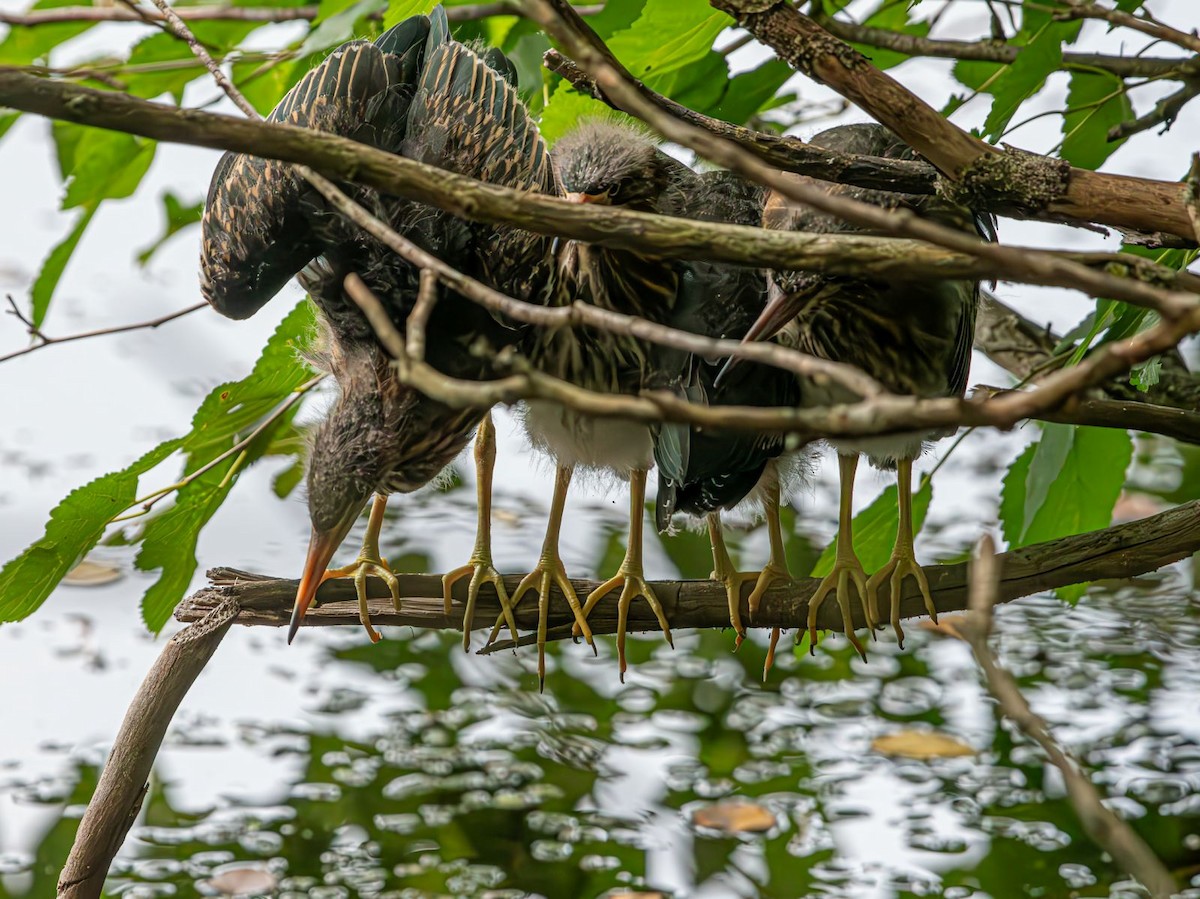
[711,567,760,648]
[500,556,594,691]
[581,571,672,682]
[323,554,401,645]
[807,556,871,661]
[747,562,790,680]
[443,556,517,652]
[866,552,935,649]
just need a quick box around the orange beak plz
[287,520,355,644]
[566,191,606,205]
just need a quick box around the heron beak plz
[715,283,794,388]
[566,191,606,205]
[288,517,357,644]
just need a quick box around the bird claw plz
[323,554,400,645]
[747,562,790,679]
[497,555,593,691]
[807,555,870,661]
[582,570,671,682]
[443,556,516,652]
[710,567,758,647]
[866,552,935,650]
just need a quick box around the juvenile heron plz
[738,122,993,651]
[511,121,703,680]
[200,8,558,644]
[652,174,809,677]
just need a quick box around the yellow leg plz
[865,458,935,648]
[320,493,400,644]
[442,413,518,651]
[500,465,594,689]
[807,454,870,660]
[707,513,759,646]
[747,479,791,681]
[579,469,672,681]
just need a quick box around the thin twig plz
[407,269,439,363]
[0,297,206,365]
[814,13,1198,81]
[1056,0,1200,56]
[0,2,602,27]
[344,272,1200,443]
[963,536,1177,899]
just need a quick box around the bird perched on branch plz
[734,122,995,653]
[652,172,809,677]
[510,120,722,682]
[199,8,558,645]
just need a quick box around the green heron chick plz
[652,173,809,678]
[200,8,558,645]
[738,122,994,651]
[510,121,698,681]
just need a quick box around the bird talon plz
[807,552,869,660]
[444,557,516,652]
[867,551,934,649]
[583,570,669,680]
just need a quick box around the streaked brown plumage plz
[199,8,559,646]
[741,122,994,652]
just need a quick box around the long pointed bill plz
[288,523,353,644]
[715,282,796,387]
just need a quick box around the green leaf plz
[1061,71,1133,170]
[1023,422,1074,536]
[0,0,97,64]
[606,0,730,80]
[1130,356,1162,392]
[999,441,1034,548]
[300,0,386,54]
[383,0,438,30]
[982,18,1064,139]
[61,128,156,209]
[809,476,933,577]
[136,192,205,267]
[709,59,794,124]
[1001,428,1130,603]
[30,202,96,329]
[538,83,620,144]
[1002,424,1132,562]
[0,111,19,142]
[272,457,306,499]
[132,301,317,630]
[0,438,183,624]
[135,473,236,632]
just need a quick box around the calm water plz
[2,2,1199,895]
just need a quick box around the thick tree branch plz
[963,539,1177,899]
[710,0,1197,244]
[58,600,238,899]
[0,68,1196,309]
[172,500,1200,646]
[543,49,942,195]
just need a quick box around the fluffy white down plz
[520,400,653,477]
